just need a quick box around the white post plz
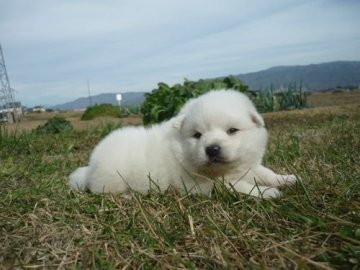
[116,94,122,108]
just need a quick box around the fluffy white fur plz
[69,89,298,198]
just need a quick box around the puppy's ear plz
[250,112,265,127]
[172,114,186,130]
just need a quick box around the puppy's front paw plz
[280,174,300,186]
[261,187,281,198]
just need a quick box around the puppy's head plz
[173,90,267,176]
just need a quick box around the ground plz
[5,89,360,132]
[0,91,359,269]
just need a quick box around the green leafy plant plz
[81,104,124,120]
[141,76,249,124]
[35,116,73,134]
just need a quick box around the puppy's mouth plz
[198,158,234,177]
[204,145,229,166]
[207,156,227,164]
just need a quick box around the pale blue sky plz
[1,0,360,106]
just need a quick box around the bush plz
[81,104,123,121]
[141,76,249,124]
[35,116,73,134]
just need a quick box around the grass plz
[1,104,360,269]
[307,90,360,108]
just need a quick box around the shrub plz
[35,116,73,134]
[81,104,123,121]
[141,76,249,124]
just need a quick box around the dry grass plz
[0,92,359,269]
[307,90,360,107]
[5,112,142,133]
[5,90,360,132]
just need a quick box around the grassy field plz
[307,90,360,108]
[0,93,359,269]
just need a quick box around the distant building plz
[0,102,22,123]
[31,106,46,113]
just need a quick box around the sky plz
[1,0,360,107]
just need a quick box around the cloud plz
[1,0,360,106]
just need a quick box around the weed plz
[255,83,309,113]
[255,84,277,113]
[81,104,124,120]
[35,116,73,134]
[279,82,308,110]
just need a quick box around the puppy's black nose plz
[205,145,221,158]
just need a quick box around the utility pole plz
[0,44,19,123]
[87,79,93,107]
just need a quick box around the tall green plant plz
[255,84,276,113]
[279,82,308,110]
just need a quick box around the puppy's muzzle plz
[205,144,221,160]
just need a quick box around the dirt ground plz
[307,89,360,107]
[3,112,143,133]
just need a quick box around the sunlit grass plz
[0,105,359,269]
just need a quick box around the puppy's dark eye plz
[193,132,202,139]
[227,128,239,135]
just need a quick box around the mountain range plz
[235,61,360,90]
[53,92,146,111]
[53,61,360,110]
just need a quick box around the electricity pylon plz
[0,44,19,123]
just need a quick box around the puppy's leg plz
[69,166,89,191]
[228,180,281,199]
[250,165,298,187]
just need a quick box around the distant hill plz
[53,92,146,111]
[53,61,360,110]
[234,61,360,91]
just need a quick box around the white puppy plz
[69,89,298,198]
